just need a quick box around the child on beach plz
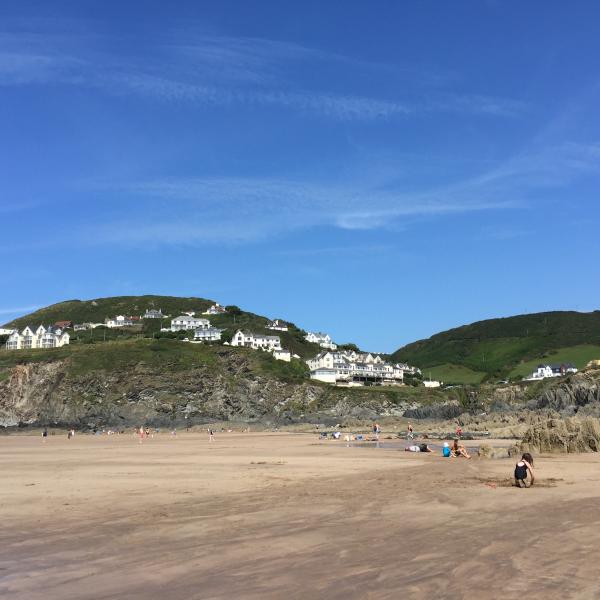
[514,453,535,488]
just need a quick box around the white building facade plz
[267,319,289,331]
[304,332,337,350]
[105,315,135,328]
[203,303,227,315]
[193,327,223,342]
[525,363,578,381]
[170,315,211,331]
[230,330,282,351]
[6,325,70,350]
[272,348,292,362]
[306,350,404,386]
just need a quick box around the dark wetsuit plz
[514,462,528,481]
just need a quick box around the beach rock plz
[403,403,463,420]
[519,417,600,454]
[478,444,511,459]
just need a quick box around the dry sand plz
[1,431,599,599]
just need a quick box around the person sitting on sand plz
[451,439,471,459]
[514,453,535,488]
[442,442,451,457]
[405,443,433,453]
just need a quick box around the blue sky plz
[1,1,599,352]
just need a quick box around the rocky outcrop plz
[525,375,600,415]
[0,357,416,429]
[519,417,600,454]
[3,355,600,431]
[403,403,463,420]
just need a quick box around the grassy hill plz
[4,295,214,329]
[2,295,324,360]
[392,311,600,383]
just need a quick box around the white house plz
[193,327,223,342]
[143,309,165,319]
[0,328,16,336]
[105,315,135,328]
[203,303,227,315]
[396,362,421,375]
[267,319,289,332]
[230,330,282,351]
[305,332,337,350]
[306,350,404,386]
[6,325,70,350]
[74,322,103,331]
[423,380,442,388]
[273,348,292,362]
[525,363,578,381]
[170,315,211,331]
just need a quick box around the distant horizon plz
[3,1,600,352]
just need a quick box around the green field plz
[393,310,600,380]
[420,363,487,384]
[508,344,600,379]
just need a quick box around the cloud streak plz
[0,27,524,121]
[77,173,518,247]
[77,135,600,247]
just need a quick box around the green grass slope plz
[4,295,214,329]
[2,295,324,360]
[508,344,600,379]
[392,311,600,382]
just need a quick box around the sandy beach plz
[1,431,599,599]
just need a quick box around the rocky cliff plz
[3,341,600,430]
[0,350,427,429]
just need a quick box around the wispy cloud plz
[75,173,518,247]
[426,92,527,117]
[73,134,600,247]
[101,72,410,119]
[0,26,524,121]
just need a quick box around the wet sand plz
[1,432,599,599]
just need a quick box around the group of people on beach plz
[402,422,536,487]
[404,439,470,457]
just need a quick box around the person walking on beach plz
[138,425,145,444]
[208,428,214,442]
[373,422,381,440]
[407,422,414,440]
[42,427,48,443]
[514,453,535,488]
[456,424,463,438]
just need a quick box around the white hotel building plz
[6,325,70,350]
[306,350,404,386]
